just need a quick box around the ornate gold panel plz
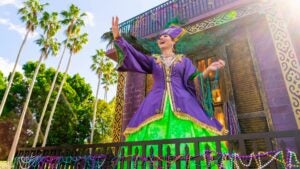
[112,72,126,142]
[264,1,300,128]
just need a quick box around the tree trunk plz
[32,44,67,147]
[0,30,30,116]
[90,73,101,144]
[104,89,108,102]
[42,53,73,147]
[7,52,45,164]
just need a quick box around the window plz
[197,57,225,127]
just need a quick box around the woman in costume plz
[112,16,229,168]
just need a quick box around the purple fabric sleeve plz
[114,37,154,74]
[183,58,214,118]
[183,57,198,97]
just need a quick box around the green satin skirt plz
[121,96,231,168]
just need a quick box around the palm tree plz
[61,4,86,42]
[7,11,60,164]
[33,4,86,147]
[42,31,88,147]
[0,0,47,116]
[90,49,108,144]
[100,31,114,48]
[32,12,62,147]
[102,61,118,101]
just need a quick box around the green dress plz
[121,95,231,169]
[114,37,231,168]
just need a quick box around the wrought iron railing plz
[15,130,300,168]
[118,0,240,38]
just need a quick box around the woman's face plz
[157,34,175,50]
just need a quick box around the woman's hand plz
[203,59,225,78]
[112,16,120,40]
[207,59,225,71]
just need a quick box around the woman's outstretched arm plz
[112,16,154,74]
[184,58,225,117]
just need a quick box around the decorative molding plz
[112,72,126,142]
[185,3,262,33]
[264,1,300,128]
[184,0,300,128]
[117,1,300,132]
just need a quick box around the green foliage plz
[39,12,60,37]
[0,71,6,90]
[101,61,117,101]
[133,31,221,55]
[90,48,117,101]
[123,34,153,55]
[0,61,115,147]
[100,31,113,48]
[67,32,88,54]
[1,72,27,116]
[164,17,187,29]
[93,99,116,143]
[90,49,108,76]
[60,4,86,37]
[101,32,154,54]
[18,0,48,32]
[175,32,220,55]
[36,11,61,57]
[22,61,46,79]
[67,74,93,103]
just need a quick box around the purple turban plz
[158,25,187,42]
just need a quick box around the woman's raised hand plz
[112,16,120,40]
[207,59,225,71]
[203,59,225,78]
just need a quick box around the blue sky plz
[0,0,167,101]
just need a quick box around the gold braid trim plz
[153,54,162,67]
[123,113,164,138]
[123,108,227,138]
[173,27,187,42]
[174,54,183,64]
[124,96,228,138]
[154,54,183,66]
[173,111,228,135]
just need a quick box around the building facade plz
[108,0,300,150]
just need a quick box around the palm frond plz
[100,31,114,48]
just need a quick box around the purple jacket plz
[114,37,226,136]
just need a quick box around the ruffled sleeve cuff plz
[113,37,126,69]
[188,71,201,81]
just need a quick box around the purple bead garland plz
[286,148,292,169]
[205,149,212,168]
[14,150,299,169]
[186,154,190,168]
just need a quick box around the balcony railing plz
[106,0,257,58]
[15,130,300,168]
[119,0,240,38]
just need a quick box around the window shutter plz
[226,39,264,115]
[226,38,270,153]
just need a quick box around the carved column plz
[112,72,126,142]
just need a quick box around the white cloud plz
[0,56,22,76]
[84,11,95,27]
[0,0,22,8]
[0,18,37,39]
